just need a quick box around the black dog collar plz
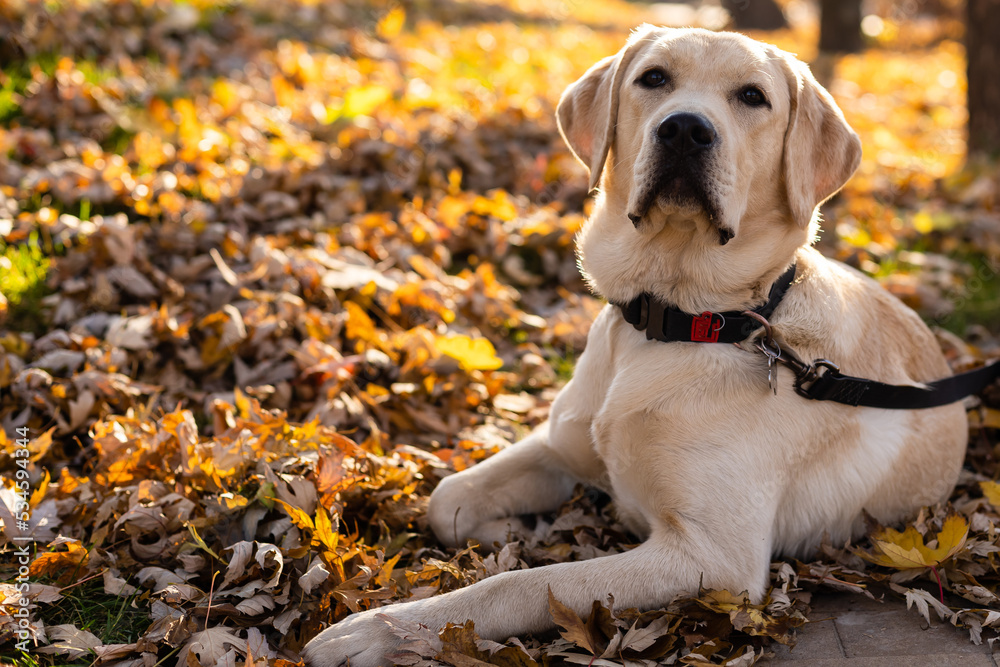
[612,263,1000,409]
[614,264,797,344]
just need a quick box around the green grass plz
[0,53,132,152]
[936,253,1000,334]
[0,577,151,667]
[872,231,1000,336]
[103,125,136,156]
[1,232,53,334]
[0,59,39,124]
[73,60,118,87]
[549,344,577,383]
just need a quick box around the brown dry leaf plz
[35,624,103,658]
[620,614,674,654]
[547,588,604,656]
[177,628,248,666]
[437,621,493,665]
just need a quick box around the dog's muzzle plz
[628,112,730,244]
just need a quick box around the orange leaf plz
[30,541,88,580]
[344,302,376,343]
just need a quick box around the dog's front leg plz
[425,425,581,548]
[426,307,620,549]
[301,529,771,667]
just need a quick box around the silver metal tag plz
[756,339,781,396]
[767,352,778,395]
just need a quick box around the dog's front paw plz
[301,609,402,667]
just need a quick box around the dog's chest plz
[595,317,770,428]
[580,315,776,532]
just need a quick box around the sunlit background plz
[1,0,996,338]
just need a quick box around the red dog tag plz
[691,311,720,342]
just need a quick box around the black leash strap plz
[789,353,1000,409]
[617,264,797,344]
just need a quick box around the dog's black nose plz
[657,113,717,155]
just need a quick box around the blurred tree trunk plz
[818,0,862,53]
[722,0,787,31]
[967,0,1000,156]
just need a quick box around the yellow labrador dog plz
[304,26,967,666]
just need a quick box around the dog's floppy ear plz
[557,26,657,191]
[780,55,862,227]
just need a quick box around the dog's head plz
[557,26,861,245]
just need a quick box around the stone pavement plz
[759,591,998,666]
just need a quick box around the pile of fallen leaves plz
[1,0,1000,665]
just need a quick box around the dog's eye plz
[739,86,767,107]
[638,69,668,88]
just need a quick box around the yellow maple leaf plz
[981,481,1000,507]
[275,498,314,532]
[697,588,748,612]
[376,6,405,39]
[94,456,135,487]
[437,195,471,229]
[313,504,339,554]
[862,514,968,570]
[472,190,517,221]
[343,85,392,118]
[434,334,503,371]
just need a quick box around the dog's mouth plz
[628,163,732,245]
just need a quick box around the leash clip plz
[793,359,841,400]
